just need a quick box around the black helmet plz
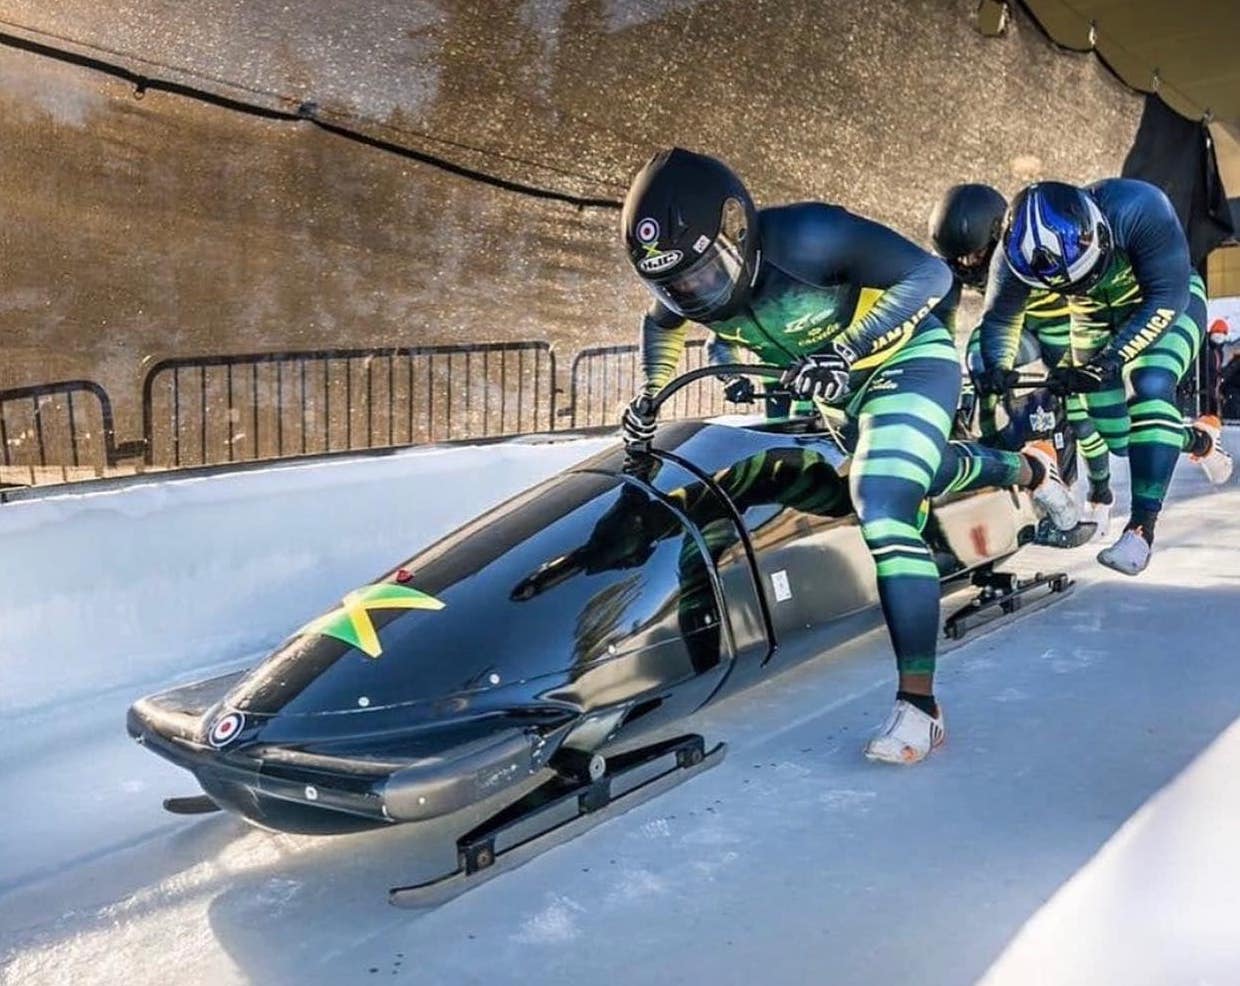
[621,148,759,320]
[928,183,1007,289]
[1003,182,1113,293]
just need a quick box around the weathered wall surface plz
[0,0,1141,418]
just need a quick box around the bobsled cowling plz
[129,417,1039,835]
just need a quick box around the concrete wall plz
[1209,245,1240,298]
[0,0,1141,426]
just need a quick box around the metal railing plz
[565,339,743,428]
[8,337,1230,496]
[3,337,772,494]
[140,342,557,468]
[0,380,143,487]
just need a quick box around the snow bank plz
[979,717,1240,985]
[0,438,611,718]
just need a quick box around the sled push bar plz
[650,366,1051,412]
[647,362,787,418]
[646,365,1052,419]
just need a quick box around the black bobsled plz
[127,365,1067,902]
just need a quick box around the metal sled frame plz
[942,566,1073,641]
[389,733,725,908]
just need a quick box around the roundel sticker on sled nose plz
[208,711,245,748]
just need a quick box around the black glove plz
[1047,355,1121,395]
[621,394,657,446]
[782,342,854,403]
[722,375,756,404]
[974,364,1020,397]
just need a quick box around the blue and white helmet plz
[1003,182,1113,293]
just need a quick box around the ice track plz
[2,432,1239,986]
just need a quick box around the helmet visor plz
[644,235,746,319]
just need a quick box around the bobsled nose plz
[126,669,250,747]
[126,667,584,834]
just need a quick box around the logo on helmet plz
[636,217,660,244]
[637,250,683,274]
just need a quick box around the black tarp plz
[1122,94,1235,266]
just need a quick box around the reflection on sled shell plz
[127,420,1038,834]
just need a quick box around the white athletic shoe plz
[1097,528,1151,576]
[1025,441,1079,531]
[1082,499,1111,541]
[864,700,945,765]
[1191,415,1234,485]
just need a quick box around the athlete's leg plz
[1124,274,1206,540]
[1038,332,1113,500]
[1067,394,1112,495]
[1082,386,1131,458]
[936,331,1076,506]
[1068,392,1114,536]
[964,325,1000,439]
[849,328,959,695]
[930,440,1023,494]
[1172,275,1230,483]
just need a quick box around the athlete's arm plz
[824,209,952,368]
[705,333,743,366]
[932,279,962,337]
[1097,181,1191,364]
[639,302,689,396]
[976,251,1032,371]
[769,203,950,367]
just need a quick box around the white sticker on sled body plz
[771,570,792,602]
[1029,407,1056,433]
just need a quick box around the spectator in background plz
[1204,318,1229,416]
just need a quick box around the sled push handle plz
[652,368,1051,416]
[1009,374,1051,392]
[649,366,1049,419]
[646,363,788,418]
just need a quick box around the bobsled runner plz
[128,364,1076,905]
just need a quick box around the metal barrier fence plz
[0,380,143,487]
[3,338,1233,495]
[141,343,557,468]
[565,339,743,428]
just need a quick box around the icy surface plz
[2,433,1240,985]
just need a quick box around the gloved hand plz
[722,375,756,404]
[782,342,854,403]
[1047,355,1121,395]
[974,364,1020,397]
[621,394,657,446]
